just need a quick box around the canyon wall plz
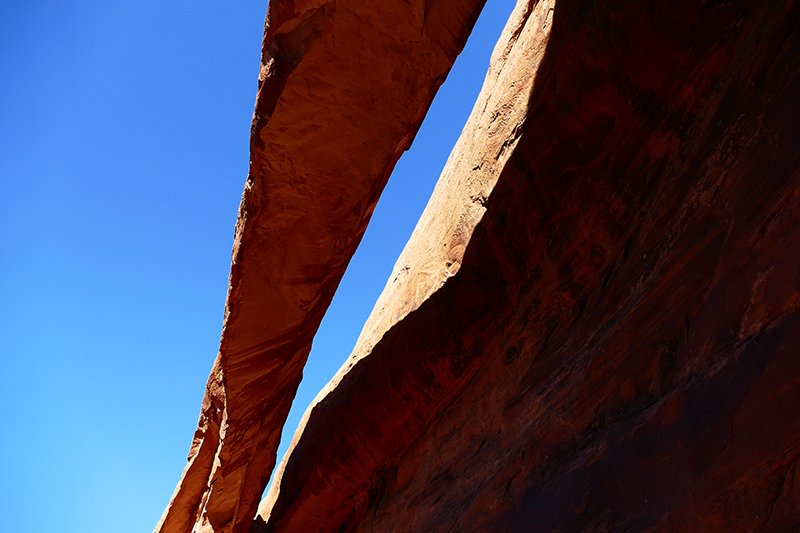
[255,0,800,531]
[157,0,800,531]
[154,1,488,532]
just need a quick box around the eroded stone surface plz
[153,1,487,532]
[256,0,800,531]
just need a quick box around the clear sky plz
[0,1,515,532]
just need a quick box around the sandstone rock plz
[153,1,487,532]
[255,0,800,531]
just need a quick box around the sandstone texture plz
[153,1,487,532]
[254,0,800,532]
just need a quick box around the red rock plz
[254,0,800,531]
[153,1,487,532]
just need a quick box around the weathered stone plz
[255,0,800,531]
[153,1,486,532]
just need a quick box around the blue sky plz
[0,1,515,531]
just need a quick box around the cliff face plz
[153,1,487,532]
[157,0,800,531]
[255,0,800,532]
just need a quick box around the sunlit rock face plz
[153,1,487,532]
[157,0,800,531]
[253,0,800,532]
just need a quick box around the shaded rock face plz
[254,0,800,532]
[157,0,800,531]
[153,1,487,532]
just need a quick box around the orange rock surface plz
[157,0,800,531]
[153,1,486,532]
[254,0,800,531]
